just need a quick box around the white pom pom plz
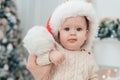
[23,26,55,55]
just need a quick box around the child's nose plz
[70,29,76,36]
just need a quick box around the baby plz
[23,0,99,80]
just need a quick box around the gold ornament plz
[0,29,4,39]
[1,18,8,26]
[86,0,93,3]
[5,7,11,13]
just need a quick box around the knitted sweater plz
[37,45,99,80]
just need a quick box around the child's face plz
[59,16,88,51]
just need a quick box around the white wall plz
[95,0,120,19]
[16,0,36,37]
[16,0,64,37]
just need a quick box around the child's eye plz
[64,27,70,31]
[76,28,82,31]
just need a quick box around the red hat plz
[46,17,52,34]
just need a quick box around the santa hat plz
[46,0,99,51]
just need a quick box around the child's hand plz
[49,50,65,65]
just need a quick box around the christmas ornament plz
[98,17,120,40]
[0,0,33,80]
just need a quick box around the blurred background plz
[0,0,120,80]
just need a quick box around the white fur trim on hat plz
[50,0,99,51]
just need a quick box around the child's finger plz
[59,54,65,63]
[57,58,63,65]
[53,61,58,66]
[60,57,65,63]
[53,59,60,66]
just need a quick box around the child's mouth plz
[68,39,77,43]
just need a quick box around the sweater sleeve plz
[36,51,51,65]
[88,53,99,80]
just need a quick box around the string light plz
[102,75,106,79]
[98,67,119,80]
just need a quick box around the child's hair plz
[46,0,98,51]
[84,16,89,30]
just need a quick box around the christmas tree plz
[0,0,33,80]
[98,17,120,40]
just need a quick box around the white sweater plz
[37,45,99,80]
[23,26,99,80]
